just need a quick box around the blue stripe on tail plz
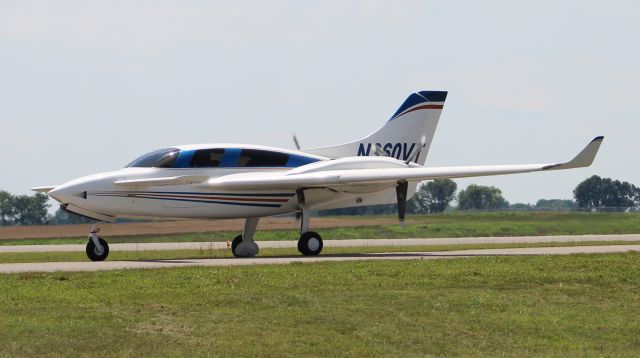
[389,91,448,121]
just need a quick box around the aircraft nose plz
[48,184,87,204]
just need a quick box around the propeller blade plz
[375,144,389,157]
[408,134,427,164]
[293,134,301,150]
[396,180,408,226]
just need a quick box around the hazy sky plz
[1,0,638,205]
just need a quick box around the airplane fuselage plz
[55,168,299,219]
[48,144,410,222]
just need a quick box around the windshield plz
[126,148,180,168]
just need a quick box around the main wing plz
[198,136,603,190]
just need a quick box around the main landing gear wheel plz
[231,234,259,257]
[231,218,260,257]
[298,231,323,256]
[86,237,109,261]
[231,235,243,257]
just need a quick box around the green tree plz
[509,203,533,211]
[12,193,50,225]
[573,175,638,209]
[535,199,577,211]
[411,179,457,213]
[457,184,509,210]
[0,191,15,226]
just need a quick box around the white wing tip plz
[545,136,604,170]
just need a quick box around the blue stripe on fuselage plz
[91,193,283,207]
[93,191,295,197]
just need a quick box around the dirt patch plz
[0,217,413,240]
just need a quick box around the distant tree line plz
[319,175,640,216]
[0,191,51,225]
[0,190,93,226]
[0,175,639,226]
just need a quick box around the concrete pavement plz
[0,244,638,273]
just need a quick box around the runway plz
[0,244,638,273]
[1,234,639,253]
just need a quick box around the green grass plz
[1,253,639,356]
[1,240,640,264]
[3,212,640,246]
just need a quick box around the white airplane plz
[32,91,603,261]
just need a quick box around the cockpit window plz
[190,149,225,167]
[237,149,289,167]
[126,148,180,168]
[126,147,320,169]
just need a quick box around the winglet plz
[544,136,604,170]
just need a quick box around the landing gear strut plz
[231,217,260,257]
[297,189,323,256]
[86,224,109,261]
[230,190,324,257]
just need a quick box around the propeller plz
[374,144,389,157]
[292,134,301,150]
[396,180,408,227]
[405,135,427,164]
[395,135,426,227]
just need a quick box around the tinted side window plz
[237,149,289,167]
[190,149,225,167]
[126,148,179,168]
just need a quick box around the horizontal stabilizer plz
[114,175,209,187]
[30,185,58,193]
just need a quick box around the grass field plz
[1,253,639,356]
[2,212,640,246]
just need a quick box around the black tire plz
[231,235,243,257]
[298,231,323,256]
[86,238,109,261]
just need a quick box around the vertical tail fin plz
[305,91,447,165]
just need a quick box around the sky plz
[1,0,639,206]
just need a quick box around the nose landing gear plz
[86,224,109,261]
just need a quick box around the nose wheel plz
[86,224,110,261]
[86,237,110,261]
